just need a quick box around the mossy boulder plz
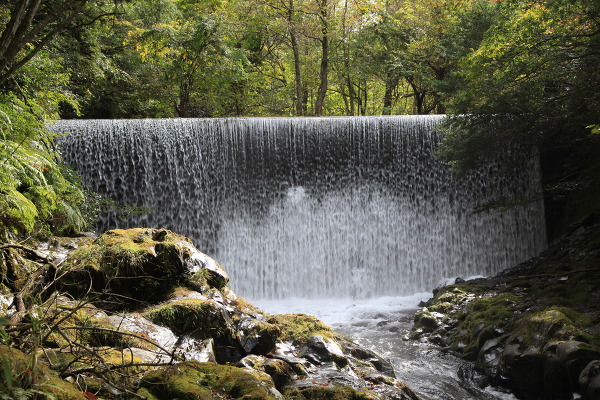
[413,310,439,333]
[138,360,277,399]
[145,298,235,343]
[0,345,85,400]
[267,314,339,345]
[411,213,600,399]
[59,228,227,308]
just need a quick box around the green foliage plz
[0,96,90,239]
[437,0,600,226]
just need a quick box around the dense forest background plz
[0,0,599,240]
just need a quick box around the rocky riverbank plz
[0,228,418,400]
[411,213,600,399]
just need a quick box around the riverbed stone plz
[238,317,281,354]
[299,335,348,368]
[579,360,600,400]
[542,340,600,398]
[343,340,395,377]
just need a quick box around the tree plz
[0,0,122,89]
[0,0,109,238]
[438,0,600,236]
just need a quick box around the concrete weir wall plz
[51,116,547,299]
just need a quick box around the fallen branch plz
[0,243,50,263]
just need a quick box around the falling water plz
[51,116,547,300]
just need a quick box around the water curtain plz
[52,116,547,299]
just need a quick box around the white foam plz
[252,293,431,326]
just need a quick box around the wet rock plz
[238,318,281,354]
[299,335,348,368]
[413,309,439,333]
[498,340,545,398]
[476,338,506,384]
[185,244,230,291]
[177,336,216,362]
[542,340,600,399]
[338,341,395,377]
[579,360,600,400]
[107,313,178,352]
[263,358,297,390]
[269,351,312,376]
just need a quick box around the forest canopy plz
[0,0,599,238]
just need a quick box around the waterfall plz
[51,116,547,299]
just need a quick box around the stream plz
[253,295,519,400]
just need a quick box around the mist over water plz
[52,116,547,299]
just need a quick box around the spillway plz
[52,116,547,299]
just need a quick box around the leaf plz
[586,125,600,135]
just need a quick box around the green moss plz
[466,293,518,324]
[137,387,161,400]
[427,301,456,314]
[60,228,196,305]
[0,345,85,400]
[262,359,294,390]
[146,298,233,339]
[413,311,439,333]
[245,321,281,341]
[139,361,276,399]
[512,307,589,347]
[283,385,378,400]
[446,293,519,356]
[266,314,338,345]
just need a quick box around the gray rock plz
[579,360,600,400]
[298,335,348,368]
[543,341,600,399]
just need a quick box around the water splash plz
[51,116,547,299]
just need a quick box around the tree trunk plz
[283,0,304,116]
[290,29,303,116]
[382,73,398,115]
[314,0,329,116]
